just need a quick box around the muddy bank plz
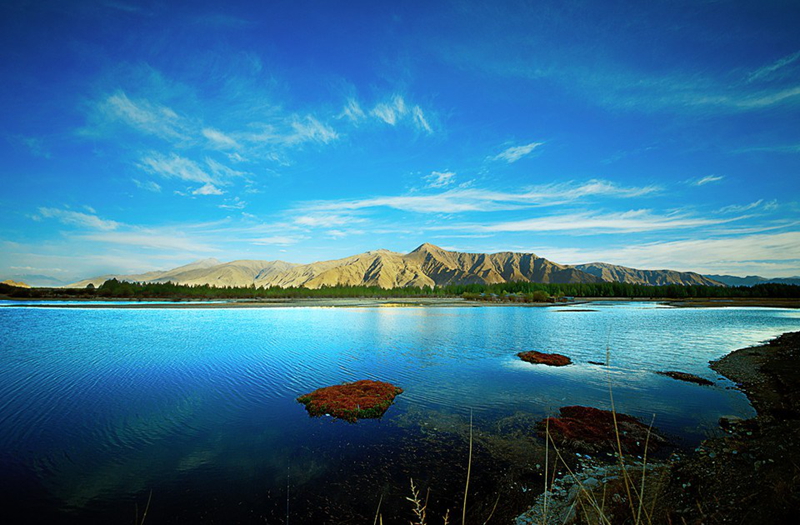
[655,331,800,524]
[0,297,543,309]
[3,296,797,309]
[663,297,800,308]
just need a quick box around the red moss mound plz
[537,406,667,455]
[297,380,403,423]
[656,371,714,386]
[518,350,572,367]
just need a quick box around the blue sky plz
[1,0,799,285]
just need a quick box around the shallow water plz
[0,302,798,523]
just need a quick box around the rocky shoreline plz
[517,331,800,524]
[659,331,800,523]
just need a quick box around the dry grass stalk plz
[543,415,550,522]
[374,493,383,525]
[483,493,500,524]
[462,410,473,525]
[408,478,428,525]
[135,490,152,525]
[530,342,663,525]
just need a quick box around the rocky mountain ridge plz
[574,262,722,287]
[67,243,727,289]
[703,274,800,287]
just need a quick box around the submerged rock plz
[656,370,714,386]
[537,406,667,455]
[297,379,403,423]
[517,350,572,367]
[515,460,665,525]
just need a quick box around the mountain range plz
[703,274,800,287]
[575,262,721,287]
[67,243,725,289]
[1,279,31,288]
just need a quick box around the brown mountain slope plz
[404,243,601,285]
[68,245,727,290]
[67,243,602,289]
[154,259,298,287]
[1,279,30,288]
[68,258,296,288]
[574,262,724,286]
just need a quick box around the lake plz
[1,301,798,523]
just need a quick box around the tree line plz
[2,279,798,300]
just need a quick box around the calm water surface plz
[0,302,798,523]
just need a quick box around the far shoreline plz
[1,296,798,309]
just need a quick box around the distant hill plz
[67,259,292,288]
[0,279,30,288]
[68,244,602,288]
[575,262,724,287]
[6,274,66,287]
[704,274,800,287]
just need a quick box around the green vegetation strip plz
[2,279,799,300]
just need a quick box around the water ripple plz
[0,304,798,519]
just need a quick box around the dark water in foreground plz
[0,302,798,523]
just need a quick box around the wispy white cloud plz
[205,158,249,179]
[36,207,120,231]
[294,214,363,227]
[473,209,739,234]
[136,154,246,195]
[693,175,724,186]
[31,208,226,254]
[79,231,220,252]
[218,197,247,210]
[98,91,188,141]
[412,106,432,133]
[718,200,774,214]
[202,128,240,149]
[540,231,800,277]
[746,50,800,84]
[288,116,338,144]
[10,265,69,273]
[132,179,162,192]
[301,180,659,214]
[435,11,800,115]
[138,153,216,184]
[365,95,433,133]
[88,82,345,167]
[561,180,656,199]
[425,170,456,188]
[192,183,225,196]
[492,142,543,163]
[339,95,433,133]
[252,235,304,246]
[234,115,339,147]
[326,229,365,239]
[729,86,800,109]
[371,96,406,125]
[339,98,366,122]
[735,143,800,154]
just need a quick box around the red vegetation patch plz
[656,371,714,386]
[538,406,667,455]
[297,380,403,423]
[517,350,572,367]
